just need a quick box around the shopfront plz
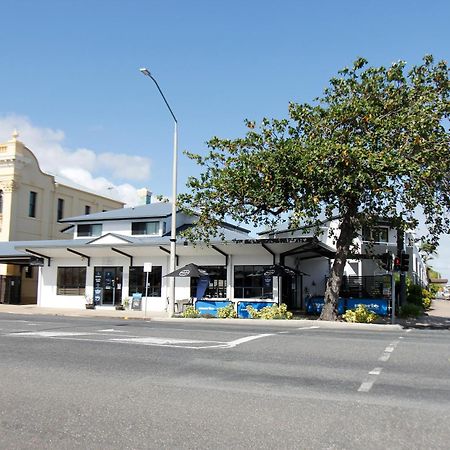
[93,266,123,306]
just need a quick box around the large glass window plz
[362,226,389,243]
[131,221,159,235]
[29,191,37,217]
[190,266,227,298]
[234,265,273,299]
[57,267,86,295]
[129,266,162,296]
[77,224,102,237]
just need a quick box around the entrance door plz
[281,274,300,310]
[93,267,123,306]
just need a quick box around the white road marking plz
[6,329,275,350]
[358,381,375,392]
[378,353,391,362]
[385,346,395,353]
[112,337,216,345]
[369,367,383,375]
[297,325,320,330]
[226,333,273,348]
[98,329,125,333]
[9,331,95,337]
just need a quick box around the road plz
[1,314,449,449]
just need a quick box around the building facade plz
[0,132,125,304]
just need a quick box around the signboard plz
[144,262,153,273]
[237,301,276,319]
[196,275,210,300]
[131,293,142,310]
[195,300,231,317]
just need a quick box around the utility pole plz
[396,226,406,307]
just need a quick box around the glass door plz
[93,267,123,306]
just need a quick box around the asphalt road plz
[1,314,449,449]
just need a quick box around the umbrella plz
[164,263,209,278]
[263,264,309,277]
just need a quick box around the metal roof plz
[59,202,174,223]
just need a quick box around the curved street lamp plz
[140,68,178,317]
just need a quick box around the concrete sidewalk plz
[399,298,450,329]
[0,303,168,320]
[1,300,450,329]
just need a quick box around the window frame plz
[131,221,160,236]
[29,191,37,218]
[57,198,64,221]
[57,266,87,295]
[128,266,162,297]
[77,223,102,237]
[190,266,227,298]
[234,265,273,299]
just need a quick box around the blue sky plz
[1,0,449,278]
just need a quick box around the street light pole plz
[140,68,178,317]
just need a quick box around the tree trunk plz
[320,206,357,321]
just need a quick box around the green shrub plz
[342,304,378,323]
[421,289,433,309]
[399,302,423,318]
[182,306,201,318]
[246,303,293,320]
[407,284,423,307]
[217,304,237,318]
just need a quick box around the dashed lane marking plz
[358,380,375,393]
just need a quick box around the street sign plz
[144,262,153,272]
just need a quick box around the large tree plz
[180,56,450,321]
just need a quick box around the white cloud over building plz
[0,114,151,206]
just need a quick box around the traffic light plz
[400,252,410,272]
[380,253,392,271]
[393,256,401,271]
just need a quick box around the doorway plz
[281,274,301,310]
[93,267,123,306]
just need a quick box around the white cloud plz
[0,114,151,206]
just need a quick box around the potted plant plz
[85,295,95,309]
[115,297,130,310]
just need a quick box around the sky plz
[0,0,449,278]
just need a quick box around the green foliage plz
[406,284,433,309]
[182,306,201,318]
[407,284,424,307]
[217,304,237,318]
[399,302,423,318]
[180,56,450,321]
[422,288,433,309]
[246,303,293,320]
[342,304,378,323]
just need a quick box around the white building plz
[2,203,427,314]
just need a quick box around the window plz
[77,224,102,237]
[24,266,33,279]
[57,267,86,295]
[129,266,162,296]
[131,221,159,236]
[190,266,227,298]
[57,198,64,221]
[29,191,37,217]
[85,205,91,215]
[362,226,389,243]
[234,265,273,299]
